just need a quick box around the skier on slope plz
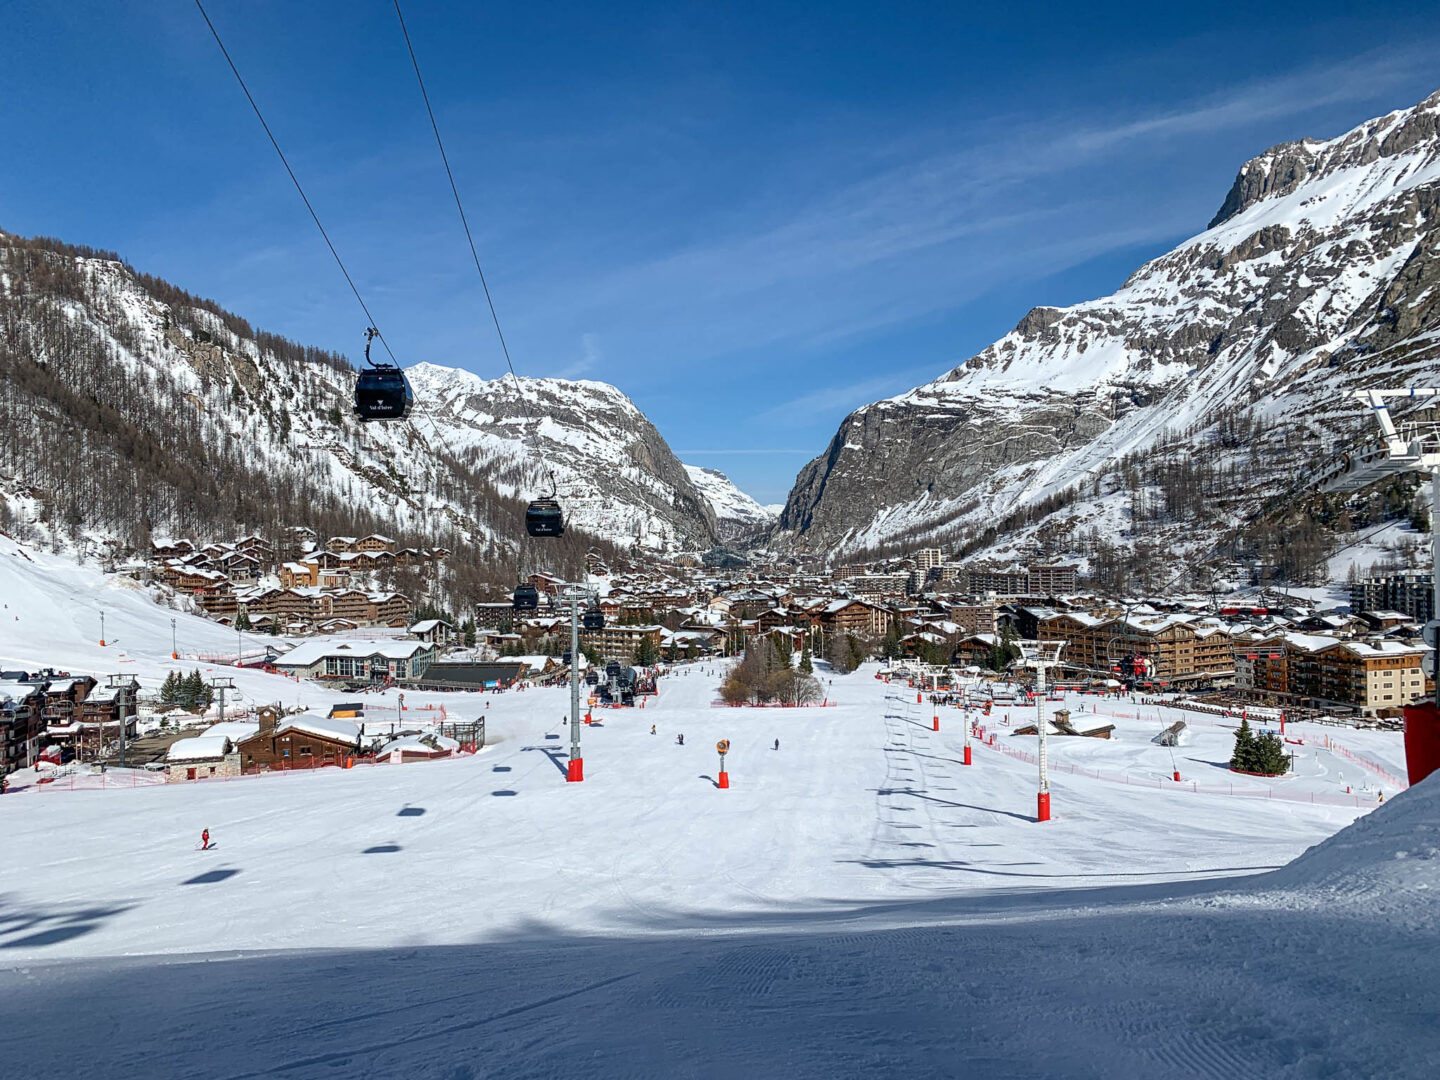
[201,828,210,851]
[676,733,684,746]
[650,724,656,735]
[773,738,780,751]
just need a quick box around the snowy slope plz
[683,463,778,541]
[2,533,1434,1077]
[779,88,1440,568]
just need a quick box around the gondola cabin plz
[512,583,540,611]
[582,607,605,631]
[354,368,414,422]
[525,498,565,537]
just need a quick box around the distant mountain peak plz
[683,464,777,543]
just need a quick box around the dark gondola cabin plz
[582,607,605,630]
[354,368,414,421]
[525,497,565,537]
[512,583,540,611]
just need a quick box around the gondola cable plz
[393,0,565,550]
[193,0,400,369]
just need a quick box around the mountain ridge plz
[775,87,1440,583]
[0,231,715,608]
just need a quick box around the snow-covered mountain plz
[406,364,715,551]
[682,464,778,542]
[777,89,1440,576]
[0,233,716,576]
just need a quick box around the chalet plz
[273,640,437,684]
[1302,639,1429,714]
[279,561,319,588]
[315,617,362,634]
[953,633,998,668]
[355,534,398,553]
[474,602,515,629]
[165,735,240,782]
[75,681,138,730]
[236,708,361,772]
[817,598,892,638]
[580,623,664,662]
[163,562,231,592]
[0,679,45,774]
[408,619,455,647]
[149,538,196,560]
[325,535,358,554]
[234,534,274,561]
[328,588,372,622]
[528,572,566,596]
[394,547,425,568]
[368,592,413,626]
[195,581,238,617]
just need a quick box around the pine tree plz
[1251,730,1290,776]
[774,634,794,670]
[634,634,659,667]
[234,609,252,631]
[798,643,813,674]
[1229,717,1258,772]
[160,670,179,703]
[847,633,866,670]
[882,622,902,660]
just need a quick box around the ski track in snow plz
[0,539,1437,1078]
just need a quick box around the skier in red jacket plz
[201,828,210,851]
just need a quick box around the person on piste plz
[650,724,656,735]
[676,733,684,746]
[201,828,211,851]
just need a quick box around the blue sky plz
[3,2,1439,503]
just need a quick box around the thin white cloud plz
[514,43,1439,369]
[553,331,603,379]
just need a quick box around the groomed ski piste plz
[1,535,1437,1079]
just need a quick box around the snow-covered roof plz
[203,720,260,742]
[408,619,451,634]
[1334,640,1428,658]
[166,735,232,762]
[276,713,361,745]
[275,639,433,667]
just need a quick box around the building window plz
[300,746,312,756]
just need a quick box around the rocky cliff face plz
[777,89,1440,570]
[406,365,717,551]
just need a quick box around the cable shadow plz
[873,787,1035,823]
[523,745,569,777]
[183,869,240,885]
[0,896,136,951]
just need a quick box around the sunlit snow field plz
[1,536,1436,1079]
